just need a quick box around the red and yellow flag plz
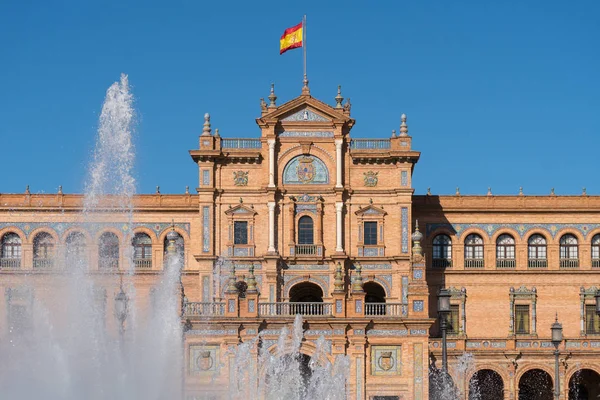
[280,22,303,55]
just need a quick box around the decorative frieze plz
[427,222,600,239]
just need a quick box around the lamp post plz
[437,288,451,373]
[551,314,563,400]
[114,284,129,339]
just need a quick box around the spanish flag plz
[280,22,303,55]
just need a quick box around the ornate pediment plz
[224,204,257,216]
[355,205,387,216]
[281,107,329,122]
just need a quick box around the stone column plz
[336,202,344,252]
[268,201,276,253]
[268,139,276,187]
[335,139,343,188]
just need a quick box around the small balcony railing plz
[293,244,323,256]
[528,258,547,269]
[0,258,21,269]
[184,302,225,317]
[221,138,262,149]
[365,303,404,317]
[560,258,579,269]
[99,257,119,270]
[496,259,516,269]
[33,258,54,269]
[465,258,484,269]
[350,139,391,150]
[593,259,600,269]
[134,258,152,269]
[432,258,452,268]
[258,302,333,317]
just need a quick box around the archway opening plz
[519,369,553,400]
[469,369,504,400]
[569,369,600,400]
[364,281,386,315]
[289,282,324,315]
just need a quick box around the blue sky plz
[0,0,598,196]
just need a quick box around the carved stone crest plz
[377,351,394,371]
[233,171,249,186]
[363,171,378,187]
[196,350,213,371]
[297,156,316,183]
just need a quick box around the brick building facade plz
[0,83,598,399]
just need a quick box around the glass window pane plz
[515,305,530,334]
[234,221,248,245]
[298,216,314,245]
[364,222,378,245]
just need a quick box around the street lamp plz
[437,288,451,373]
[114,284,129,338]
[551,314,563,400]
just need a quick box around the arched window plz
[364,282,387,316]
[496,234,515,268]
[66,232,87,268]
[432,234,452,268]
[98,232,119,269]
[133,233,152,269]
[298,216,314,245]
[289,282,325,315]
[33,232,55,268]
[163,232,184,263]
[528,234,547,268]
[1,233,22,269]
[559,234,579,268]
[464,234,484,268]
[592,234,600,268]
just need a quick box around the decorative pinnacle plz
[519,187,523,196]
[400,114,408,136]
[239,197,243,203]
[411,220,423,255]
[456,187,460,196]
[246,264,258,293]
[185,186,189,194]
[352,263,364,293]
[58,185,63,194]
[202,113,211,136]
[334,262,344,293]
[214,128,220,138]
[551,188,555,196]
[391,129,397,138]
[268,84,277,107]
[335,85,344,109]
[226,265,238,294]
[487,187,492,196]
[25,185,30,195]
[583,187,587,196]
[156,186,160,194]
[427,187,431,195]
[302,74,310,95]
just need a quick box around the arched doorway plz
[469,369,504,400]
[289,282,323,315]
[569,369,600,399]
[519,369,553,400]
[364,281,386,315]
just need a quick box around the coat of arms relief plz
[363,171,378,187]
[233,171,249,186]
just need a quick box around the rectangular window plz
[515,305,530,334]
[586,304,600,334]
[364,222,378,245]
[233,221,248,245]
[447,304,460,334]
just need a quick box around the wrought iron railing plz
[560,258,579,269]
[134,259,152,269]
[33,258,54,269]
[221,138,262,149]
[184,302,225,317]
[99,257,119,270]
[465,258,484,268]
[432,258,452,268]
[294,244,323,256]
[350,139,391,150]
[496,259,516,269]
[593,259,600,269]
[528,258,547,269]
[0,258,21,269]
[365,303,404,316]
[258,302,333,316]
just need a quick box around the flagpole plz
[303,14,307,86]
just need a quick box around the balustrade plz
[496,259,516,269]
[0,258,21,269]
[258,302,332,316]
[465,258,484,268]
[559,258,579,269]
[294,244,322,256]
[33,258,54,269]
[365,303,403,316]
[432,258,452,268]
[184,302,225,317]
[134,259,152,269]
[593,259,600,268]
[221,138,262,149]
[99,257,119,270]
[528,258,548,269]
[350,139,391,150]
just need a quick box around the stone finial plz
[427,187,431,195]
[246,264,258,293]
[411,220,423,256]
[226,265,238,294]
[369,198,373,204]
[400,114,408,136]
[343,98,351,114]
[239,197,243,203]
[302,74,310,95]
[334,262,344,293]
[487,187,492,196]
[202,113,212,136]
[391,129,397,138]
[25,185,30,195]
[260,98,267,113]
[583,187,587,196]
[156,186,160,194]
[352,263,364,293]
[58,185,63,194]
[551,188,555,196]
[268,83,277,107]
[335,85,344,109]
[185,186,189,194]
[456,187,460,196]
[519,187,523,196]
[214,128,220,138]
